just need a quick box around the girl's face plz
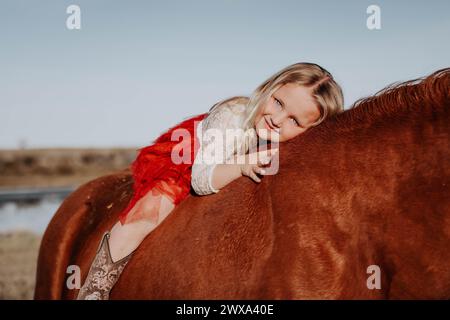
[254,83,321,142]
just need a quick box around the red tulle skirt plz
[118,112,208,225]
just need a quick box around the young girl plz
[76,62,344,300]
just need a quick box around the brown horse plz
[35,68,450,299]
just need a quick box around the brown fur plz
[34,68,450,299]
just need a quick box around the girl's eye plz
[291,118,299,126]
[273,97,282,108]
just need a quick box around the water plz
[0,197,62,234]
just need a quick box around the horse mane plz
[316,67,450,135]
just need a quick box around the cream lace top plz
[191,101,259,195]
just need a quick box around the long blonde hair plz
[210,62,345,130]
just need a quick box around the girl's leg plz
[77,190,175,299]
[108,192,175,262]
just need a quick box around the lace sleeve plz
[191,103,249,195]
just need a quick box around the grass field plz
[0,231,42,300]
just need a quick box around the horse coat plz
[34,68,450,299]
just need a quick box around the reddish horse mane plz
[343,68,448,126]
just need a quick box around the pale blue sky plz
[1,0,449,149]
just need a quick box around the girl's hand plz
[236,148,279,183]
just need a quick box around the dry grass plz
[0,147,136,188]
[0,231,42,300]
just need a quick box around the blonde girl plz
[77,62,344,299]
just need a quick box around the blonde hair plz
[210,62,345,130]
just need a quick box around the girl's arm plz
[191,102,245,195]
[191,102,277,195]
[209,162,242,191]
[210,150,278,191]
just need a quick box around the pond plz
[0,197,63,235]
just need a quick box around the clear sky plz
[1,0,449,149]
